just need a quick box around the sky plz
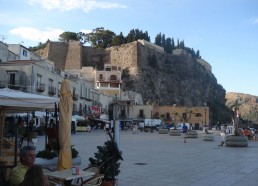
[0,0,258,96]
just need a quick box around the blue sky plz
[0,0,258,96]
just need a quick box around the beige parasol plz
[57,79,73,170]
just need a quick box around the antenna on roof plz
[0,35,7,42]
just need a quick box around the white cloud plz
[27,0,127,12]
[9,27,64,42]
[80,29,92,34]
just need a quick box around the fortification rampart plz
[47,42,68,70]
[65,41,82,70]
[105,41,138,68]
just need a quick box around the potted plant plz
[89,140,123,186]
[35,144,81,167]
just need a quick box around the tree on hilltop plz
[59,31,79,42]
[155,33,162,46]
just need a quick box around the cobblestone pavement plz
[36,130,258,186]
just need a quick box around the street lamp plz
[204,102,207,126]
[203,102,208,131]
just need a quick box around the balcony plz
[0,81,6,88]
[8,84,21,90]
[137,114,145,119]
[36,83,45,92]
[48,86,56,96]
[73,93,78,101]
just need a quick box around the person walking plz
[182,123,188,143]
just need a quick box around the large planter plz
[202,133,215,141]
[226,135,248,147]
[186,130,198,138]
[169,129,181,136]
[101,180,116,186]
[159,128,168,134]
[35,156,81,168]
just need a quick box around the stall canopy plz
[0,88,59,112]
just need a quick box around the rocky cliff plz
[226,92,258,123]
[107,42,226,107]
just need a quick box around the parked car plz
[170,123,190,132]
[157,123,174,130]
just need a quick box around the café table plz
[44,168,95,186]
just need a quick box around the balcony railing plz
[0,81,6,88]
[119,114,126,119]
[8,83,22,90]
[48,86,56,96]
[137,114,145,119]
[36,83,45,92]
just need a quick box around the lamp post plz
[113,94,120,149]
[203,102,208,131]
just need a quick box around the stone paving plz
[36,130,258,186]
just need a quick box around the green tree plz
[143,31,150,41]
[171,38,175,50]
[59,31,79,42]
[176,38,180,48]
[111,32,125,46]
[161,34,166,48]
[155,33,162,46]
[196,50,200,58]
[165,37,172,53]
[179,40,185,49]
[84,27,115,48]
[126,29,136,43]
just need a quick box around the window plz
[166,112,170,119]
[58,82,61,96]
[112,66,117,70]
[85,87,88,98]
[110,75,117,80]
[22,50,27,57]
[195,113,202,117]
[139,110,144,117]
[48,78,53,86]
[105,66,111,71]
[182,113,187,120]
[99,74,103,80]
[37,74,42,87]
[9,73,15,85]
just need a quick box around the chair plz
[80,174,104,186]
[42,167,62,186]
[76,166,100,184]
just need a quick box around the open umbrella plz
[57,78,73,170]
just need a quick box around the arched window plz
[195,113,202,117]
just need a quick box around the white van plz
[170,123,190,131]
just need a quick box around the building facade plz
[153,105,210,130]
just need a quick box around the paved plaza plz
[36,130,258,186]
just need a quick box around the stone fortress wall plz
[39,40,212,76]
[65,40,82,70]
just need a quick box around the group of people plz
[9,146,49,186]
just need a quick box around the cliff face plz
[226,93,258,123]
[106,42,226,107]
